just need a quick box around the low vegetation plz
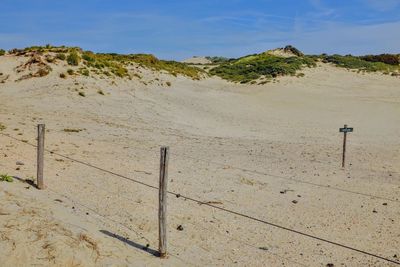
[209,48,399,83]
[81,53,204,79]
[0,49,5,56]
[210,52,316,83]
[360,54,400,65]
[0,123,5,131]
[9,45,81,54]
[67,50,81,66]
[0,174,13,182]
[56,53,66,60]
[320,54,400,73]
[7,45,399,83]
[205,56,232,64]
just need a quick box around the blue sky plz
[1,0,399,60]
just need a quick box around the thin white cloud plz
[365,0,400,11]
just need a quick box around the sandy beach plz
[0,53,399,266]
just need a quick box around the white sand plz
[0,54,399,266]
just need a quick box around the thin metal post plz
[342,124,347,168]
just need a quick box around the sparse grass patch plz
[0,174,13,182]
[82,69,89,76]
[0,123,5,131]
[56,53,66,60]
[37,67,52,77]
[67,50,80,66]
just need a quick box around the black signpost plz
[339,124,353,168]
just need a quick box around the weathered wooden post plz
[339,124,353,168]
[158,146,169,258]
[37,124,45,189]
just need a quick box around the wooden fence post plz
[158,146,169,258]
[37,124,45,189]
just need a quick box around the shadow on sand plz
[12,176,39,189]
[100,230,159,257]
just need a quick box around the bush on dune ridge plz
[320,54,400,73]
[78,51,204,79]
[6,45,399,81]
[67,50,81,66]
[360,54,400,65]
[210,53,317,83]
[6,45,204,80]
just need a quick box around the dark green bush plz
[82,51,95,62]
[360,54,400,65]
[0,49,5,56]
[210,54,316,83]
[320,54,399,73]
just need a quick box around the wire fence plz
[0,130,399,266]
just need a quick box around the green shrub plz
[166,81,171,86]
[59,73,66,78]
[0,123,5,131]
[0,174,13,182]
[210,53,316,82]
[56,53,66,60]
[97,89,104,95]
[82,51,95,62]
[67,50,80,66]
[0,49,5,56]
[78,92,85,97]
[320,54,400,73]
[360,54,400,65]
[67,69,74,75]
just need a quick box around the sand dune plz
[0,53,399,266]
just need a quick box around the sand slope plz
[0,54,399,266]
